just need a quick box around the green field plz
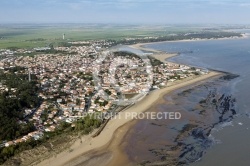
[0,24,203,49]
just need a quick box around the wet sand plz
[123,75,238,165]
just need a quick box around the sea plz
[124,30,250,166]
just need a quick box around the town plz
[0,40,208,149]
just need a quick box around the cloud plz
[239,3,250,7]
[52,0,250,9]
[1,0,250,24]
[3,0,249,9]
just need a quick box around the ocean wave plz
[212,121,234,132]
[208,133,222,145]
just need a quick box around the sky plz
[0,0,250,24]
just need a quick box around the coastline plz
[36,43,222,166]
[130,43,178,62]
[37,73,221,166]
[67,72,222,166]
[130,33,249,62]
[131,33,249,52]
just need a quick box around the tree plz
[76,98,81,105]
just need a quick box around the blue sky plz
[0,0,250,24]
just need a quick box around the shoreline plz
[130,43,178,62]
[74,72,222,166]
[130,33,249,53]
[37,73,221,166]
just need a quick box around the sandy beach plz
[37,69,221,166]
[131,43,178,62]
[130,43,163,53]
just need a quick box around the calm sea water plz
[144,32,250,165]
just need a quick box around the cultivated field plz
[0,24,202,49]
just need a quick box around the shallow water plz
[125,32,250,165]
[125,76,237,165]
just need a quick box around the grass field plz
[0,24,203,49]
